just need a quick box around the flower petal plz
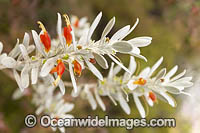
[118,92,131,115]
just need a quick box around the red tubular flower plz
[149,92,156,102]
[50,59,66,86]
[74,17,79,28]
[37,21,51,52]
[63,14,72,46]
[89,58,96,64]
[73,60,82,76]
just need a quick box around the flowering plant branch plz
[0,12,193,132]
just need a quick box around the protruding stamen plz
[63,14,71,26]
[37,21,47,32]
[53,76,61,86]
[133,78,146,85]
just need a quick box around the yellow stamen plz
[106,37,110,42]
[37,21,47,32]
[133,78,146,85]
[57,59,62,64]
[53,76,61,86]
[63,14,71,26]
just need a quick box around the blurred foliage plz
[0,0,199,132]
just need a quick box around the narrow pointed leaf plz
[23,32,30,48]
[40,57,57,77]
[100,17,115,42]
[21,64,30,89]
[85,59,103,80]
[108,54,130,73]
[69,62,78,93]
[118,92,131,115]
[87,12,102,42]
[1,56,17,68]
[111,25,130,41]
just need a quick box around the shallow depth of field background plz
[0,0,200,133]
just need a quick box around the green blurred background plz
[0,0,200,132]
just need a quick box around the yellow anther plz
[133,78,146,85]
[106,37,110,42]
[63,14,71,26]
[53,76,61,86]
[37,21,47,32]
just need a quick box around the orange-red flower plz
[149,92,156,102]
[50,59,66,86]
[37,21,51,53]
[73,17,79,28]
[63,14,72,46]
[89,58,96,64]
[73,60,82,76]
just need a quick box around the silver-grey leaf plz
[112,41,133,53]
[93,53,108,69]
